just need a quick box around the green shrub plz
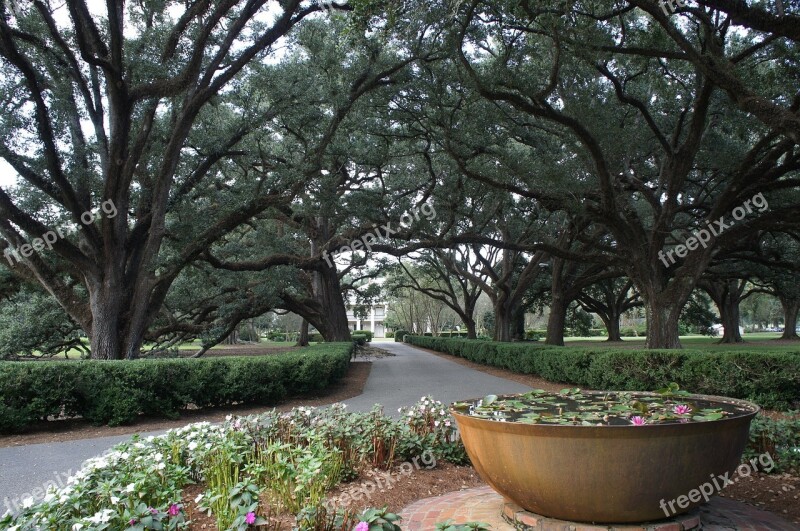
[745,414,800,473]
[385,331,394,338]
[352,331,372,345]
[394,330,408,342]
[309,332,324,343]
[525,330,542,341]
[0,343,353,433]
[405,336,800,410]
[439,331,469,338]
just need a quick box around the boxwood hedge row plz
[407,336,800,410]
[0,343,353,433]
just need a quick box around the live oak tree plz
[388,247,488,339]
[748,232,800,340]
[447,0,800,347]
[577,277,642,342]
[0,0,334,359]
[199,13,440,341]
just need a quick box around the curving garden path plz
[0,341,530,510]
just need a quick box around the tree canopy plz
[1,0,798,357]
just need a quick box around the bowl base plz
[502,501,702,531]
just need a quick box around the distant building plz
[710,324,744,336]
[346,302,389,338]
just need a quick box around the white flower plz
[156,462,166,471]
[188,441,198,451]
[72,524,84,530]
[110,496,120,505]
[434,421,440,427]
[194,493,204,504]
[7,525,19,531]
[88,509,114,524]
[153,452,163,462]
[21,497,34,509]
[125,483,136,493]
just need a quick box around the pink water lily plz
[630,416,647,426]
[673,404,692,415]
[245,512,257,525]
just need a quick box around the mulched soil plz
[180,462,484,529]
[179,465,799,529]
[719,472,800,524]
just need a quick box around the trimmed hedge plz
[0,343,353,433]
[439,331,469,338]
[352,330,373,343]
[394,330,408,342]
[407,336,800,410]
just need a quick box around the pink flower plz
[129,519,137,525]
[354,523,370,531]
[168,504,181,517]
[630,416,647,426]
[148,507,158,515]
[673,404,692,415]
[245,512,257,525]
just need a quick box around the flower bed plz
[0,398,483,531]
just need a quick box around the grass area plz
[41,339,300,359]
[563,332,800,350]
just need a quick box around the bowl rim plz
[449,389,761,429]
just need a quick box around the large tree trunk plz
[314,264,351,341]
[644,298,683,349]
[629,249,703,349]
[545,292,568,346]
[701,279,744,343]
[88,285,124,360]
[779,297,800,340]
[296,319,310,347]
[493,297,513,342]
[719,293,743,343]
[512,307,526,341]
[599,311,622,342]
[463,316,478,339]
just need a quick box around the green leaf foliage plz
[0,343,353,433]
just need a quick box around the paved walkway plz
[399,486,799,531]
[0,341,530,510]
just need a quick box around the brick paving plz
[399,486,798,531]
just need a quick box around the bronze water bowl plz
[450,391,759,523]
